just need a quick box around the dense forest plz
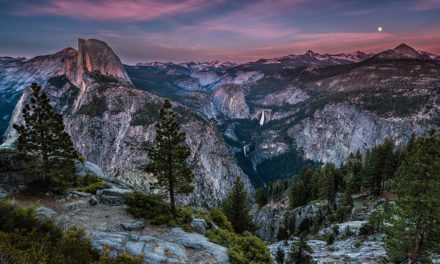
[255,131,440,263]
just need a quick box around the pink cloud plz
[205,31,440,62]
[15,0,216,21]
[409,0,440,10]
[174,0,309,40]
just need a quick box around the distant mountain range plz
[1,41,439,190]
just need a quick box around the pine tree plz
[277,215,290,241]
[289,165,314,209]
[362,139,396,195]
[289,236,314,264]
[13,83,79,192]
[301,164,314,201]
[289,177,306,209]
[336,173,354,222]
[222,177,254,233]
[318,163,338,213]
[255,188,267,207]
[342,152,362,193]
[146,99,194,219]
[385,129,440,263]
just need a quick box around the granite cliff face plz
[2,39,252,207]
[0,48,76,137]
[210,84,250,119]
[288,104,420,164]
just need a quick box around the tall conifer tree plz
[146,100,194,219]
[222,177,254,233]
[13,83,79,192]
[385,129,440,263]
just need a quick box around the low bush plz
[77,174,106,194]
[205,229,272,264]
[359,222,375,236]
[125,191,192,226]
[205,208,234,232]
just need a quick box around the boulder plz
[89,228,230,264]
[89,195,98,205]
[36,206,57,218]
[121,220,145,231]
[191,218,209,233]
[97,187,133,206]
[99,195,125,206]
[76,160,109,180]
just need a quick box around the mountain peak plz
[67,38,132,86]
[371,43,429,61]
[305,50,316,57]
[394,43,419,54]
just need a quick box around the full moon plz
[377,26,383,32]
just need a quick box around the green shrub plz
[205,229,272,264]
[77,174,106,194]
[78,182,105,194]
[205,228,236,246]
[125,191,191,226]
[359,222,375,236]
[206,208,233,232]
[125,191,170,217]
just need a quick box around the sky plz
[0,0,439,64]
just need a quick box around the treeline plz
[256,137,403,213]
[256,131,440,263]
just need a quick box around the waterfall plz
[259,110,265,126]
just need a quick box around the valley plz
[1,38,440,264]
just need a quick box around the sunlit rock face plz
[3,39,252,207]
[67,38,132,87]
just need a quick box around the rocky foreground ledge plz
[5,186,229,264]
